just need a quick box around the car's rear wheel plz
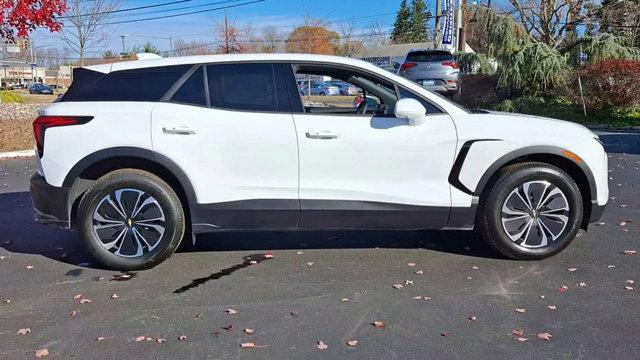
[477,162,583,260]
[77,169,185,270]
[319,92,326,96]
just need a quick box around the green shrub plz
[0,90,25,103]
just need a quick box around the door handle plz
[306,131,339,140]
[162,127,197,135]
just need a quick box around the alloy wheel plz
[500,180,570,249]
[92,189,166,258]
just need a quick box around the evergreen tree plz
[410,0,429,42]
[391,0,412,43]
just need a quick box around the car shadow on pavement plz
[0,191,501,270]
[599,133,640,155]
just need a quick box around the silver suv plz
[398,50,460,96]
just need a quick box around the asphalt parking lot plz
[1,132,639,359]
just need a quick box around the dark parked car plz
[29,84,54,95]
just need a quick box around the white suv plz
[30,54,608,270]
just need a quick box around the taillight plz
[400,62,418,71]
[33,116,93,158]
[441,61,460,69]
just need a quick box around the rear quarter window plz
[406,51,453,62]
[62,65,192,102]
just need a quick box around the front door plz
[287,63,458,229]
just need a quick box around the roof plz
[83,53,389,74]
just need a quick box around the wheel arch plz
[474,146,596,229]
[64,147,196,228]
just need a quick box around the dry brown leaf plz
[392,284,403,289]
[316,341,328,350]
[577,282,586,287]
[346,340,358,346]
[296,251,303,255]
[135,336,146,342]
[240,342,256,348]
[73,294,82,300]
[537,332,553,341]
[627,280,635,284]
[624,286,634,290]
[514,308,526,313]
[157,338,166,343]
[193,312,203,319]
[623,250,637,255]
[516,337,528,342]
[372,321,385,328]
[79,298,91,304]
[511,329,524,336]
[441,331,450,337]
[407,263,416,267]
[547,305,557,310]
[404,280,413,285]
[244,328,254,334]
[472,266,479,270]
[415,270,424,275]
[35,349,49,358]
[17,328,30,335]
[178,335,187,341]
[306,262,314,266]
[226,309,238,314]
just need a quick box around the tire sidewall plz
[78,173,184,270]
[487,166,583,258]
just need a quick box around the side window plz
[398,87,443,114]
[171,67,206,106]
[207,63,278,112]
[61,65,191,102]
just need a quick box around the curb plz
[586,125,640,133]
[0,149,35,159]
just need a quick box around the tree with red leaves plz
[1,0,67,40]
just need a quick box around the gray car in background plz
[327,80,360,95]
[397,50,460,96]
[299,82,340,96]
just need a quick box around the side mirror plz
[395,98,427,125]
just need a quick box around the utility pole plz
[457,0,468,52]
[435,0,442,46]
[120,35,127,57]
[224,12,230,54]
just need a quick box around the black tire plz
[77,169,185,270]
[319,92,325,96]
[477,162,583,260]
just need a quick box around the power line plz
[99,0,266,25]
[59,0,202,19]
[102,0,248,18]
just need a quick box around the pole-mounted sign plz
[441,0,454,50]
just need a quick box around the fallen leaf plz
[415,270,424,275]
[623,250,637,255]
[607,265,616,269]
[79,298,91,304]
[392,284,403,289]
[111,294,119,299]
[547,305,557,310]
[240,342,256,348]
[596,222,605,226]
[0,256,5,260]
[340,298,349,302]
[618,221,627,227]
[346,340,358,346]
[441,331,449,337]
[112,274,132,281]
[178,335,187,341]
[316,341,328,350]
[512,329,524,337]
[558,285,569,293]
[472,266,479,270]
[624,286,634,290]
[404,280,413,285]
[96,336,106,341]
[264,253,274,259]
[222,324,233,331]
[35,349,49,358]
[73,294,82,300]
[413,296,432,301]
[537,332,553,341]
[540,295,546,299]
[226,309,238,314]
[516,337,528,342]
[627,280,635,284]
[306,262,314,266]
[3,299,11,303]
[372,321,385,328]
[296,251,303,255]
[290,311,299,317]
[514,308,526,313]
[135,336,146,342]
[577,282,586,287]
[194,312,203,319]
[466,276,473,280]
[567,268,578,272]
[157,338,166,343]
[249,260,258,264]
[244,328,254,334]
[17,328,30,335]
[407,263,416,267]
[468,315,477,321]
[25,265,34,270]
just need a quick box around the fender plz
[62,146,197,202]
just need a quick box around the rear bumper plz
[30,173,71,229]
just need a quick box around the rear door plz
[151,63,300,230]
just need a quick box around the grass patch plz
[0,118,33,152]
[0,90,25,104]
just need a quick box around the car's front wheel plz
[77,169,185,270]
[478,162,583,260]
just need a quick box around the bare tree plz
[337,21,366,57]
[61,0,123,66]
[172,39,213,56]
[260,26,284,53]
[506,0,589,48]
[365,19,390,48]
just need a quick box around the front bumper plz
[30,173,71,229]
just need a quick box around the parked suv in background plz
[398,50,460,96]
[30,54,608,270]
